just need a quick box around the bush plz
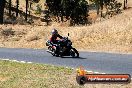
[35,4,42,15]
[26,35,40,42]
[104,0,122,18]
[1,28,15,37]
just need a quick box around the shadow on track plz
[60,56,87,59]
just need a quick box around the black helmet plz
[51,29,58,35]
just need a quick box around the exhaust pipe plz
[46,50,52,53]
[46,50,54,55]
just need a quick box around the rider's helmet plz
[51,29,58,36]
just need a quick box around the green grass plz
[0,60,78,88]
[0,60,131,88]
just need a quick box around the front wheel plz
[70,48,79,58]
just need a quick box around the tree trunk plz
[96,0,99,15]
[0,0,6,24]
[100,0,103,17]
[25,0,28,21]
[123,0,126,9]
[29,1,32,16]
[9,0,12,17]
[126,0,127,8]
[16,0,19,17]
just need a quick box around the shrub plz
[1,28,15,37]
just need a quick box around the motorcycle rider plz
[49,29,63,56]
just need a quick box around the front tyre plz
[70,48,79,58]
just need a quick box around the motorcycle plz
[46,33,79,58]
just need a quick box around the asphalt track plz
[0,48,132,75]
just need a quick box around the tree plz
[123,0,128,9]
[0,0,6,24]
[29,1,33,16]
[96,0,100,15]
[25,0,28,21]
[9,0,12,17]
[90,0,111,16]
[25,0,40,21]
[45,0,89,25]
[100,0,103,17]
[126,0,127,7]
[16,0,19,17]
[123,0,126,9]
[32,0,40,3]
[124,0,128,9]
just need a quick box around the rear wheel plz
[70,48,79,58]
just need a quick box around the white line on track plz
[94,72,99,74]
[2,59,9,61]
[20,61,26,63]
[66,67,69,69]
[27,62,33,64]
[86,71,93,72]
[71,68,74,70]
[11,60,19,62]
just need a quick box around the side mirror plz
[68,33,69,36]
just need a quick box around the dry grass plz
[0,0,132,54]
[1,8,132,53]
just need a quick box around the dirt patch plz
[0,76,10,82]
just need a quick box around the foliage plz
[89,0,111,5]
[89,0,122,18]
[106,0,122,17]
[33,0,40,3]
[1,28,15,37]
[35,4,42,15]
[45,0,89,25]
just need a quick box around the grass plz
[0,60,132,88]
[0,60,74,88]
